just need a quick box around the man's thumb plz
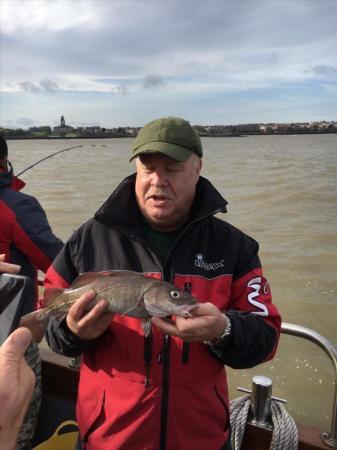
[3,327,32,356]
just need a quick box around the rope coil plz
[230,395,298,450]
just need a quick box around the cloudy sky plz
[1,0,337,128]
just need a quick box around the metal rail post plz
[281,322,337,448]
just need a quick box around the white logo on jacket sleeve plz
[247,277,268,316]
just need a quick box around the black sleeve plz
[45,316,96,357]
[207,310,278,369]
[44,226,97,356]
[233,231,261,279]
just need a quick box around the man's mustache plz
[145,189,174,201]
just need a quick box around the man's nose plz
[151,169,168,186]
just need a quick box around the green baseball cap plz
[130,116,203,162]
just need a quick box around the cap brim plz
[129,141,192,162]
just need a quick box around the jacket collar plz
[94,174,227,233]
[0,161,25,191]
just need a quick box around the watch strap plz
[204,313,231,347]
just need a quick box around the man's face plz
[135,153,202,231]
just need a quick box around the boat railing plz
[281,322,337,448]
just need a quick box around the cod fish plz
[20,270,198,342]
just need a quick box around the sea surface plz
[8,134,337,431]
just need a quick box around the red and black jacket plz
[45,174,281,450]
[0,166,63,303]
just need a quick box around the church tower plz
[61,115,65,127]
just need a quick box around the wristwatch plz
[204,313,231,347]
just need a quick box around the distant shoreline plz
[5,135,131,140]
[5,130,337,140]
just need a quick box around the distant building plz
[29,125,51,133]
[53,115,74,133]
[84,126,101,134]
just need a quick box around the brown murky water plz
[8,134,337,430]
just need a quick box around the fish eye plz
[171,290,180,299]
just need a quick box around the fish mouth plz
[145,302,197,318]
[173,304,198,317]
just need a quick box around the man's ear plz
[195,158,202,179]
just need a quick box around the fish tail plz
[19,310,49,343]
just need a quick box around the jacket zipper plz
[159,333,171,450]
[159,259,173,450]
[149,208,225,450]
[162,206,225,266]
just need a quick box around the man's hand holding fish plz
[151,302,229,343]
[65,290,115,341]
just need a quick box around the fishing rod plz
[16,145,85,177]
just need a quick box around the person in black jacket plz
[45,117,281,450]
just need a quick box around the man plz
[0,134,63,449]
[45,117,281,450]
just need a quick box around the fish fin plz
[19,310,49,343]
[142,319,152,337]
[44,287,65,306]
[70,270,141,289]
[70,272,106,289]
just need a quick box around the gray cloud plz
[143,75,165,90]
[310,65,337,77]
[2,1,337,125]
[16,117,35,126]
[19,81,41,92]
[3,1,337,87]
[39,79,59,91]
[19,79,59,92]
[116,82,130,95]
[266,52,281,65]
